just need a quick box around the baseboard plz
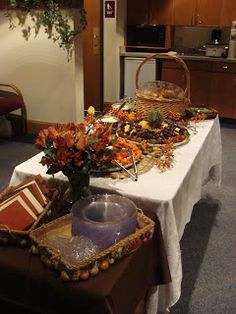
[27,120,60,135]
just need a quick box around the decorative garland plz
[5,0,87,59]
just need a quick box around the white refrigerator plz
[124,57,156,98]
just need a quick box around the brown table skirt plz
[0,211,171,314]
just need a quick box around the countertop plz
[120,51,236,63]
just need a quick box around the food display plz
[185,107,218,119]
[138,81,185,100]
[113,138,142,165]
[117,111,190,146]
[100,116,119,124]
[111,97,136,111]
[91,138,142,172]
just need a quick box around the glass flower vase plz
[63,172,91,205]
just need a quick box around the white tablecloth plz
[10,118,222,313]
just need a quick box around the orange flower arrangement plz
[35,110,119,175]
[35,108,143,175]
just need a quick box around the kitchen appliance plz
[126,24,166,48]
[205,40,227,57]
[211,29,222,42]
[205,28,227,58]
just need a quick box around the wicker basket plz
[30,209,155,282]
[0,186,59,247]
[135,53,191,118]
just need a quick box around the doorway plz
[83,0,103,111]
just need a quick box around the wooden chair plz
[0,83,27,134]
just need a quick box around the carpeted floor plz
[0,134,38,190]
[170,126,236,314]
[0,126,235,314]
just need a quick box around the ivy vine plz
[5,0,87,59]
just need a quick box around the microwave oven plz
[126,24,166,48]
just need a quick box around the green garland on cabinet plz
[5,0,87,59]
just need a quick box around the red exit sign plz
[105,1,115,18]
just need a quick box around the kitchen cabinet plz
[172,0,222,26]
[127,0,172,25]
[161,60,212,107]
[220,0,236,27]
[209,63,236,118]
[196,0,222,26]
[188,61,212,107]
[149,0,173,25]
[127,0,150,25]
[172,0,196,25]
[127,0,235,27]
[162,59,236,119]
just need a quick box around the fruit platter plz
[116,111,190,147]
[91,138,142,173]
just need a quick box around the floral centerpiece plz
[35,107,119,201]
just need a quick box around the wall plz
[103,0,126,102]
[0,9,84,125]
[174,26,230,52]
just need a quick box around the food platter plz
[91,159,140,173]
[119,133,190,148]
[91,142,142,173]
[111,97,136,111]
[185,107,218,119]
[116,121,190,148]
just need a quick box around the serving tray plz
[30,209,155,281]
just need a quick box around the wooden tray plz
[30,209,155,282]
[0,187,59,247]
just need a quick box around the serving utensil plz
[113,160,138,181]
[113,147,138,181]
[128,147,138,181]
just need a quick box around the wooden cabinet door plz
[127,0,150,24]
[209,73,236,118]
[220,0,236,27]
[196,0,222,26]
[190,70,211,107]
[187,61,212,107]
[149,0,173,25]
[172,0,196,25]
[162,60,212,108]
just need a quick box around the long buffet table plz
[10,117,222,313]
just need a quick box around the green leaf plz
[46,166,59,175]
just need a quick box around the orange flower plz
[41,156,51,167]
[72,152,84,167]
[55,149,72,169]
[64,131,75,148]
[47,126,58,140]
[35,129,49,148]
[76,123,86,132]
[76,135,88,150]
